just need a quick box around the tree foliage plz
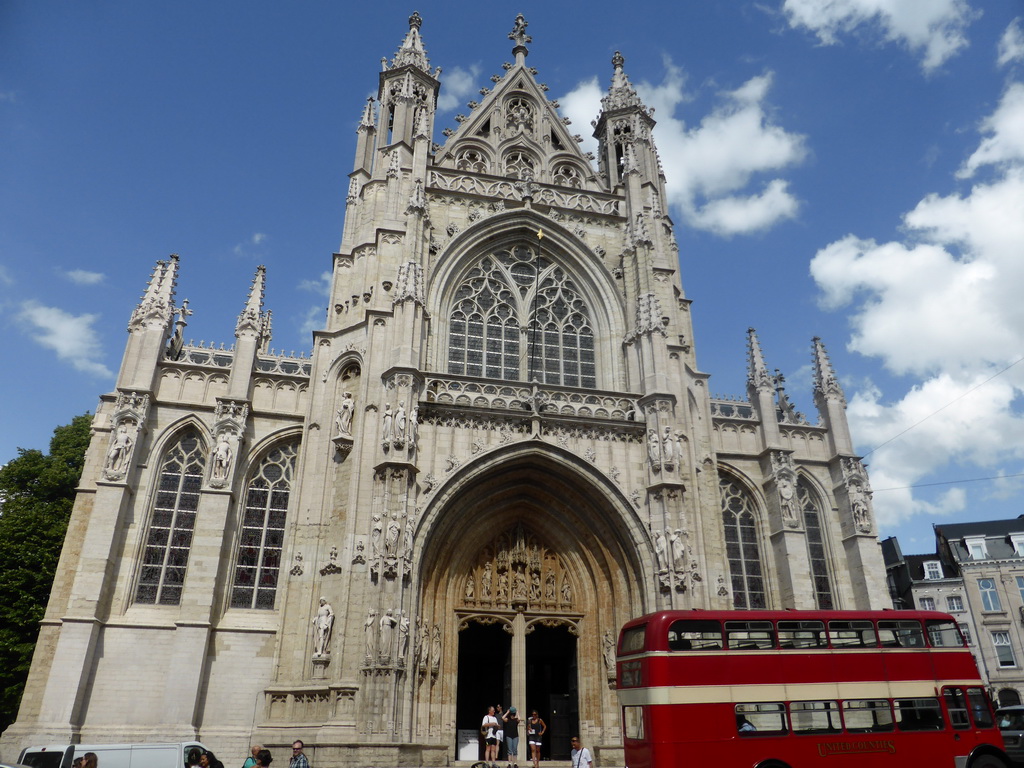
[0,414,92,732]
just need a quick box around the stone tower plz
[1,14,887,767]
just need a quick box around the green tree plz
[0,414,92,732]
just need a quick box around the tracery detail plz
[798,480,834,609]
[720,476,767,610]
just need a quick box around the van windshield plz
[998,710,1024,730]
[20,752,67,768]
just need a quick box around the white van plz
[18,742,206,768]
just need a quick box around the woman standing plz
[527,710,547,768]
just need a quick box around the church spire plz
[384,11,434,74]
[129,254,178,331]
[746,327,773,394]
[508,13,531,66]
[236,265,267,338]
[601,51,649,116]
[813,336,846,406]
[593,51,660,191]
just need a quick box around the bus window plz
[790,701,842,734]
[967,687,994,728]
[927,619,965,648]
[828,619,876,647]
[668,619,722,651]
[622,706,645,739]
[843,699,895,732]
[735,703,787,735]
[878,619,925,647]
[777,620,826,649]
[620,625,647,654]
[725,620,775,650]
[943,687,971,729]
[894,698,944,731]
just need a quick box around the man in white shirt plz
[570,736,592,768]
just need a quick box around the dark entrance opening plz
[456,621,512,760]
[526,624,579,760]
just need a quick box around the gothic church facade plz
[2,14,887,767]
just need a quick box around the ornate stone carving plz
[394,261,425,305]
[841,458,874,534]
[291,551,304,576]
[102,390,151,482]
[320,545,343,576]
[312,597,334,657]
[335,392,355,436]
[769,450,800,528]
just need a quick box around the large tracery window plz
[799,480,834,609]
[230,441,299,609]
[721,476,767,610]
[136,430,206,606]
[447,244,596,388]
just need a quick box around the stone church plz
[2,13,888,767]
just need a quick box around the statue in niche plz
[379,609,397,660]
[385,516,401,555]
[371,513,383,555]
[481,561,492,599]
[670,529,686,573]
[662,426,675,465]
[335,392,354,436]
[211,432,233,482]
[395,403,407,442]
[104,422,135,476]
[561,575,573,603]
[497,570,509,602]
[603,631,616,675]
[413,617,424,669]
[465,574,475,600]
[849,481,870,531]
[653,529,667,573]
[403,516,415,556]
[381,403,394,442]
[530,571,541,602]
[545,572,556,601]
[777,475,797,526]
[646,429,660,466]
[398,613,411,659]
[431,624,442,673]
[312,597,334,657]
[513,567,528,602]
[409,406,419,448]
[364,609,378,658]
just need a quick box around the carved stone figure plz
[431,624,442,672]
[371,513,383,554]
[335,391,354,435]
[465,574,475,600]
[662,426,675,464]
[398,614,411,659]
[385,517,401,555]
[395,403,407,442]
[497,570,509,602]
[513,567,528,602]
[413,617,425,670]
[653,529,667,573]
[409,406,419,448]
[104,422,135,476]
[364,609,378,658]
[379,609,397,660]
[561,574,573,603]
[778,475,797,526]
[312,597,335,657]
[646,429,660,466]
[530,570,541,602]
[382,403,394,442]
[670,529,686,572]
[603,631,616,674]
[545,572,556,601]
[849,481,870,531]
[212,432,233,481]
[481,561,492,599]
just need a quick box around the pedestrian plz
[200,750,225,768]
[495,704,506,761]
[72,760,84,768]
[255,750,273,767]
[503,705,522,767]
[526,710,546,768]
[187,748,203,768]
[81,754,98,768]
[570,736,592,768]
[481,704,501,767]
[243,745,263,768]
[289,740,310,768]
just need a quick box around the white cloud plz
[299,304,325,339]
[18,301,113,377]
[233,232,269,257]
[298,271,331,295]
[0,264,13,286]
[61,268,105,285]
[782,0,978,72]
[810,80,1024,528]
[998,18,1024,67]
[438,64,482,112]
[559,64,806,237]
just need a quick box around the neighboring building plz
[936,519,1024,707]
[881,537,984,682]
[0,14,888,767]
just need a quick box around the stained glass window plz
[230,442,299,610]
[721,476,766,610]
[135,430,206,606]
[799,480,834,609]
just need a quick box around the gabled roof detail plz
[435,15,595,189]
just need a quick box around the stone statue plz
[465,574,475,600]
[481,561,492,599]
[530,570,541,602]
[371,512,383,554]
[653,529,667,573]
[379,609,397,660]
[409,406,419,448]
[603,631,616,674]
[670,529,686,572]
[646,429,660,466]
[497,570,509,602]
[545,572,556,601]
[431,624,442,672]
[398,613,411,659]
[381,403,394,442]
[513,567,528,602]
[395,403,407,441]
[364,609,378,658]
[212,432,232,481]
[312,597,334,656]
[778,475,797,526]
[335,391,354,435]
[561,574,573,603]
[413,617,424,670]
[662,426,675,464]
[385,517,401,555]
[849,481,870,531]
[104,422,135,475]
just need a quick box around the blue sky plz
[2,1,1022,554]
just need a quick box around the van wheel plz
[969,755,1007,768]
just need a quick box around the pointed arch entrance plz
[412,443,651,759]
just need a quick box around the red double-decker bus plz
[616,610,1010,768]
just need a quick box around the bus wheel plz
[969,756,1007,768]
[755,761,791,768]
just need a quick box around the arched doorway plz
[412,445,652,760]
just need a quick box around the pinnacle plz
[746,327,773,393]
[600,50,649,116]
[385,11,434,75]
